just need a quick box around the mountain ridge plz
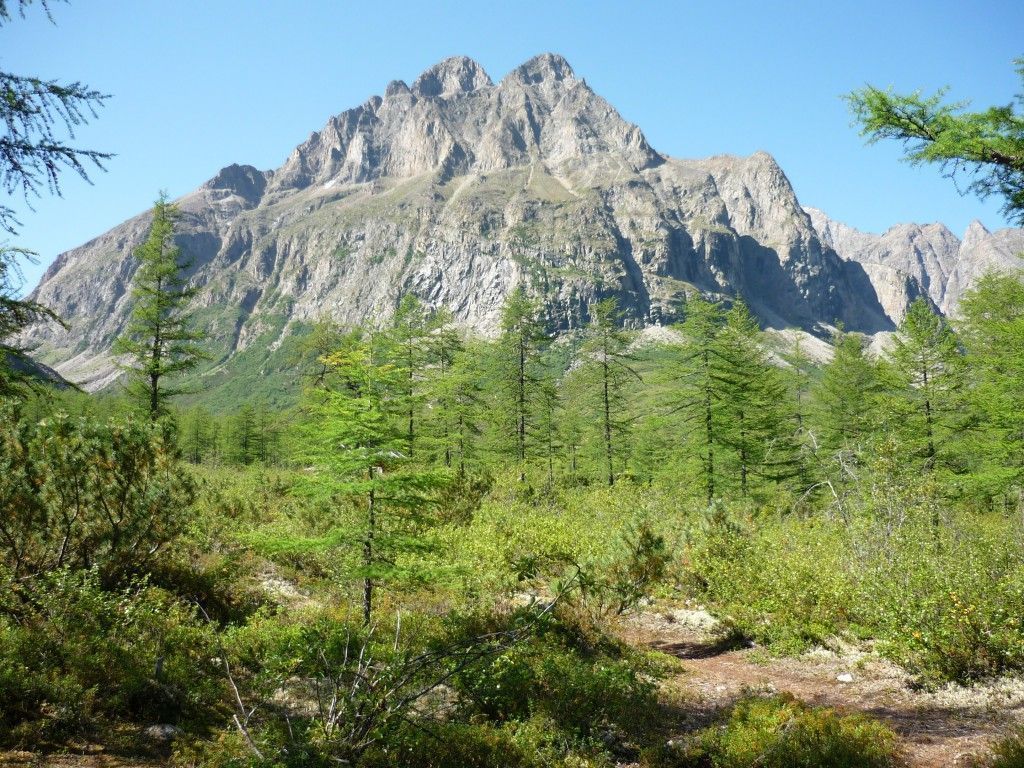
[20,53,1023,397]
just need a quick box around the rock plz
[144,724,181,742]
[836,673,854,684]
[806,207,1024,322]
[22,53,1018,396]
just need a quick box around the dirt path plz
[620,608,1024,768]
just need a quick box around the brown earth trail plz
[621,608,1024,768]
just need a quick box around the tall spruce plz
[113,194,206,420]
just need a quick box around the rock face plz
[22,53,1015,393]
[806,208,1024,322]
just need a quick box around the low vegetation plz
[6,217,1024,766]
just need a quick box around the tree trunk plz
[363,472,376,627]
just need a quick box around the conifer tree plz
[717,301,800,496]
[810,327,882,512]
[959,274,1024,503]
[884,298,966,479]
[813,327,881,455]
[113,194,206,420]
[292,332,444,625]
[493,288,548,477]
[387,294,432,457]
[233,403,258,465]
[575,298,640,486]
[668,295,728,505]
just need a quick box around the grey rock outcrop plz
[24,53,987,392]
[806,207,1024,321]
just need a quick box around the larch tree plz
[575,297,641,486]
[885,298,966,477]
[810,327,882,512]
[493,287,548,478]
[846,57,1024,224]
[0,0,109,394]
[717,301,800,497]
[291,332,444,625]
[113,194,206,420]
[959,273,1024,505]
[668,295,728,505]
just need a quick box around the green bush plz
[0,408,194,585]
[642,695,902,768]
[446,607,659,740]
[0,569,224,744]
[685,514,861,653]
[975,728,1024,768]
[860,517,1024,684]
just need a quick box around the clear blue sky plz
[4,0,1022,291]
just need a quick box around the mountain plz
[806,208,1024,322]
[20,53,1017,403]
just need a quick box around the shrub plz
[0,407,194,585]
[642,694,902,768]
[860,517,1024,684]
[685,515,860,653]
[0,569,224,744]
[975,728,1024,768]
[446,607,659,741]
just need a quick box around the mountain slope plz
[24,54,923,396]
[806,207,1024,321]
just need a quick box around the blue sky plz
[4,0,1022,291]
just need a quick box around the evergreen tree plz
[183,407,210,465]
[233,403,258,465]
[811,327,882,512]
[493,288,548,477]
[959,273,1024,504]
[884,298,966,480]
[292,332,444,625]
[574,298,641,486]
[847,58,1024,224]
[112,194,206,420]
[717,301,800,496]
[667,295,728,505]
[0,2,109,393]
[387,294,432,457]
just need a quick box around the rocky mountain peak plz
[962,219,991,252]
[411,55,492,98]
[28,52,1022,397]
[507,52,576,85]
[202,164,268,207]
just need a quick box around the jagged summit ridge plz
[805,207,1024,319]
[24,51,1011,394]
[262,53,660,197]
[411,55,493,97]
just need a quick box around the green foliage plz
[644,694,901,768]
[978,729,1024,768]
[491,287,551,470]
[570,297,641,486]
[113,194,207,419]
[0,404,194,583]
[288,330,447,623]
[0,569,223,744]
[846,58,1024,224]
